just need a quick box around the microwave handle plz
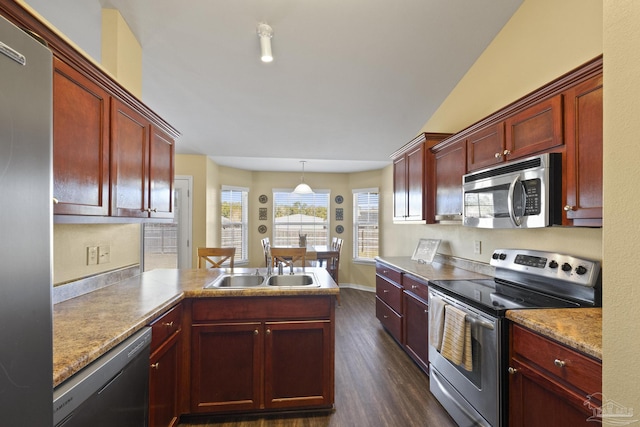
[507,175,523,226]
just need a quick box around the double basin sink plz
[205,271,320,289]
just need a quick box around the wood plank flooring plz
[178,288,457,427]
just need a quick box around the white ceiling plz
[28,0,523,172]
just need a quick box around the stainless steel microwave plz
[462,153,562,228]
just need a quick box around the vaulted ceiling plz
[27,0,522,172]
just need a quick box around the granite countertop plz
[53,267,339,387]
[375,256,492,282]
[506,308,602,361]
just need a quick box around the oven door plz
[428,288,503,427]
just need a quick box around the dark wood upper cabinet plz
[392,133,450,222]
[504,94,563,160]
[466,122,505,172]
[149,126,175,219]
[53,58,110,216]
[563,74,603,226]
[429,137,467,223]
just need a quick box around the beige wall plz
[101,9,142,98]
[603,0,640,413]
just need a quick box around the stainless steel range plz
[428,249,601,427]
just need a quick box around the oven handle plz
[430,291,495,331]
[465,314,495,330]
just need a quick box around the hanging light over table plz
[293,161,313,194]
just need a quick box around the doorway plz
[142,176,193,270]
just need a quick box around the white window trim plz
[352,187,379,262]
[221,185,249,263]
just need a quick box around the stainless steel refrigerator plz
[0,14,53,426]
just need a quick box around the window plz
[273,190,330,246]
[221,186,248,263]
[353,188,379,261]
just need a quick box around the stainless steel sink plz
[266,274,319,287]
[205,274,266,289]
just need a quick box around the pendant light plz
[293,161,314,194]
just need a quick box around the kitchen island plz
[53,266,340,418]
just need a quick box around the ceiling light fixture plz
[257,23,273,63]
[293,161,314,194]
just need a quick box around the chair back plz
[328,238,343,285]
[197,247,236,269]
[270,247,306,268]
[261,238,271,267]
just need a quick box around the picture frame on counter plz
[411,238,440,264]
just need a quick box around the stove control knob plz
[499,253,507,260]
[492,252,500,260]
[576,265,588,275]
[548,260,558,269]
[562,262,572,272]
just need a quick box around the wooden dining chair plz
[327,238,343,284]
[197,247,236,269]
[261,238,271,267]
[270,247,306,268]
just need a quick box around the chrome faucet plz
[278,261,284,275]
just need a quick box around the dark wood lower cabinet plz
[402,292,429,373]
[509,324,602,427]
[150,332,181,427]
[189,297,335,415]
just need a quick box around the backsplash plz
[52,264,140,304]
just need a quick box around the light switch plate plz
[87,246,98,265]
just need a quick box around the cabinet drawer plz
[192,296,332,322]
[376,276,403,313]
[376,297,402,342]
[150,303,182,352]
[403,274,429,302]
[376,263,402,285]
[512,324,601,395]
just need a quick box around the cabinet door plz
[432,138,466,221]
[52,58,110,215]
[264,320,333,409]
[466,122,505,171]
[563,74,603,226]
[402,291,429,373]
[149,126,175,219]
[393,155,407,220]
[111,99,150,217]
[406,144,425,220]
[190,322,263,413]
[149,332,181,427]
[509,359,598,427]
[505,94,563,159]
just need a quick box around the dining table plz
[270,245,339,267]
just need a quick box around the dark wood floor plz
[178,288,457,427]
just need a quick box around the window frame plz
[221,185,249,264]
[353,187,379,263]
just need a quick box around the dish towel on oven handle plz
[440,304,473,371]
[429,295,446,351]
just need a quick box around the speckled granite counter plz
[506,308,602,360]
[375,256,493,282]
[53,267,339,387]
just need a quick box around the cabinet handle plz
[564,205,575,211]
[52,197,59,204]
[383,315,389,319]
[508,367,517,375]
[382,269,388,274]
[145,208,158,213]
[383,289,389,293]
[554,359,566,368]
[254,329,259,335]
[411,285,418,290]
[424,309,428,314]
[503,150,511,156]
[150,362,159,370]
[163,321,174,328]
[494,152,502,158]
[266,329,271,335]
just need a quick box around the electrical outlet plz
[98,245,111,264]
[87,246,98,265]
[473,240,482,255]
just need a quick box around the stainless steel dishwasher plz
[53,327,152,427]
